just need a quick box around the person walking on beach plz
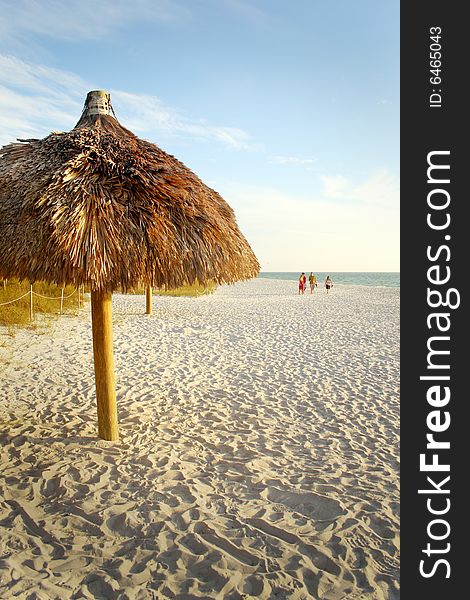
[298,272,306,294]
[308,272,317,294]
[325,275,333,294]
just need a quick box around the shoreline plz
[257,275,400,289]
[257,277,401,289]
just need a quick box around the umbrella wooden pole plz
[91,288,119,441]
[145,286,152,315]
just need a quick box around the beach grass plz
[157,281,217,296]
[126,281,217,297]
[0,279,81,331]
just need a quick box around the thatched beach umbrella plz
[0,90,259,441]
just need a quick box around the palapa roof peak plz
[82,90,113,116]
[0,91,260,291]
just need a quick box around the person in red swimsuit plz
[298,272,306,294]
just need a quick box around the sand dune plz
[0,279,399,599]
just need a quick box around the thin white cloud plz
[272,155,316,168]
[0,0,188,44]
[0,55,254,150]
[112,90,254,150]
[320,169,399,207]
[0,55,88,144]
[320,174,350,200]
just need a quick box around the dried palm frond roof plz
[0,91,259,291]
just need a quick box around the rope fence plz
[32,289,77,300]
[0,291,31,306]
[0,283,84,321]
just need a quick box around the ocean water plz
[258,272,400,288]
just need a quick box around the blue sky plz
[0,0,399,271]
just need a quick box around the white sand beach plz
[0,278,399,599]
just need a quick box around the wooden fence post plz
[29,284,33,321]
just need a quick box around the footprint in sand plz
[262,487,345,521]
[367,514,395,540]
[106,512,136,537]
[241,574,265,596]
[82,572,118,599]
